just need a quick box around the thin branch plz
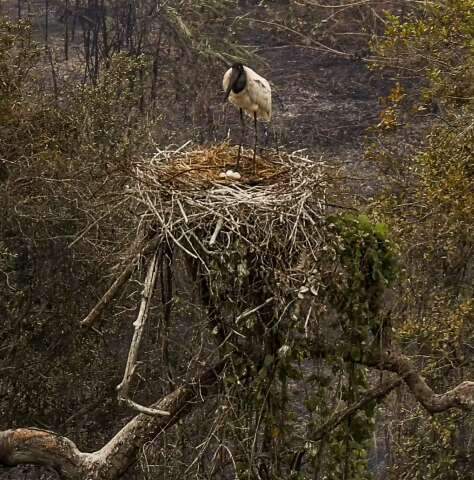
[312,377,402,441]
[119,397,171,417]
[80,235,161,328]
[116,249,169,416]
[81,259,138,327]
[235,297,275,322]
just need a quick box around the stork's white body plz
[223,66,272,121]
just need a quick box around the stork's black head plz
[224,63,247,101]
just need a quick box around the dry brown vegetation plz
[0,1,473,479]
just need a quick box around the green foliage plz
[374,0,474,105]
[200,210,399,479]
[332,213,397,287]
[388,410,473,480]
[291,214,398,480]
[369,2,474,478]
[328,213,398,338]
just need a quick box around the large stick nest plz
[126,143,343,307]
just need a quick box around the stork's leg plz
[237,108,245,168]
[253,112,257,174]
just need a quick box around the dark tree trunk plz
[45,0,49,45]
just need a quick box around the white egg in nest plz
[225,170,241,180]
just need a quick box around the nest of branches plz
[123,143,343,327]
[84,143,351,415]
[131,143,333,260]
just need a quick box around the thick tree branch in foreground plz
[0,360,227,480]
[0,429,84,478]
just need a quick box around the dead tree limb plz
[290,376,403,473]
[116,249,170,416]
[81,235,161,328]
[311,376,403,441]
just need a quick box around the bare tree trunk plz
[65,0,69,60]
[72,0,79,42]
[101,0,109,61]
[92,0,100,81]
[47,47,59,100]
[83,24,91,82]
[45,0,49,45]
[150,32,162,105]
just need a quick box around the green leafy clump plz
[298,214,399,480]
[328,213,398,338]
[332,214,397,288]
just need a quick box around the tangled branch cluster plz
[127,143,335,285]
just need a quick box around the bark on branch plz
[0,360,227,480]
[365,349,474,413]
[0,428,85,478]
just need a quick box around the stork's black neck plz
[232,67,246,94]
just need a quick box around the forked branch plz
[81,235,161,328]
[0,360,228,480]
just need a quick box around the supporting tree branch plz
[309,339,474,413]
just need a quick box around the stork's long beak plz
[223,84,232,102]
[223,68,238,102]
